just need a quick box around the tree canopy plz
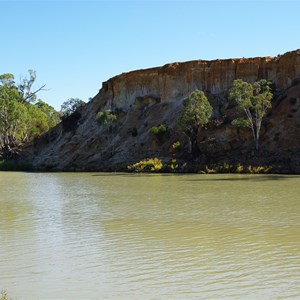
[177,90,213,156]
[60,98,85,119]
[0,71,60,159]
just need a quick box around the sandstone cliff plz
[23,49,300,172]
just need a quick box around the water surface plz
[0,172,300,299]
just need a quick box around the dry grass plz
[0,290,10,300]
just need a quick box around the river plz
[0,172,300,299]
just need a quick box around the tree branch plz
[23,84,47,102]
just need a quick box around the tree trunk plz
[187,137,192,154]
[191,137,200,157]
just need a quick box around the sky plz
[1,0,300,110]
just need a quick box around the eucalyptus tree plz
[229,79,273,150]
[177,90,213,156]
[0,71,59,158]
[60,98,85,119]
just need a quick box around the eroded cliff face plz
[23,49,300,171]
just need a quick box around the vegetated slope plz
[22,49,300,172]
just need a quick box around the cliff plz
[22,49,300,172]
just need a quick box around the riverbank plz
[1,156,299,174]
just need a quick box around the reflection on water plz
[0,172,300,299]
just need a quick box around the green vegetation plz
[150,124,169,142]
[0,71,60,159]
[229,79,273,150]
[60,98,85,119]
[95,109,117,126]
[201,163,272,174]
[168,159,178,172]
[171,140,181,151]
[127,159,273,174]
[128,158,163,172]
[177,90,213,156]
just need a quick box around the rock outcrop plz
[22,49,300,171]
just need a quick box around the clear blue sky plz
[1,0,299,110]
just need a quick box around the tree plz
[0,74,27,157]
[150,124,169,143]
[60,98,85,119]
[18,69,46,103]
[0,71,60,158]
[229,79,273,150]
[177,90,213,156]
[35,100,61,128]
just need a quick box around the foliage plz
[18,69,46,103]
[177,90,213,156]
[229,79,273,150]
[35,100,60,128]
[201,163,272,174]
[246,165,272,174]
[0,71,60,159]
[171,141,181,150]
[60,98,85,119]
[231,117,251,127]
[127,158,163,172]
[177,90,213,133]
[150,124,169,142]
[235,163,244,173]
[168,159,178,172]
[95,109,117,126]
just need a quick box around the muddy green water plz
[0,172,300,299]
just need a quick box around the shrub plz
[0,290,9,300]
[217,162,234,173]
[246,165,272,174]
[204,165,217,174]
[150,124,169,142]
[168,159,178,172]
[95,109,117,126]
[201,163,234,174]
[236,163,244,173]
[127,158,163,172]
[171,141,181,151]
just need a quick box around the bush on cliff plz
[96,109,117,126]
[150,124,169,143]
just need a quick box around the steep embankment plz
[22,50,300,172]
